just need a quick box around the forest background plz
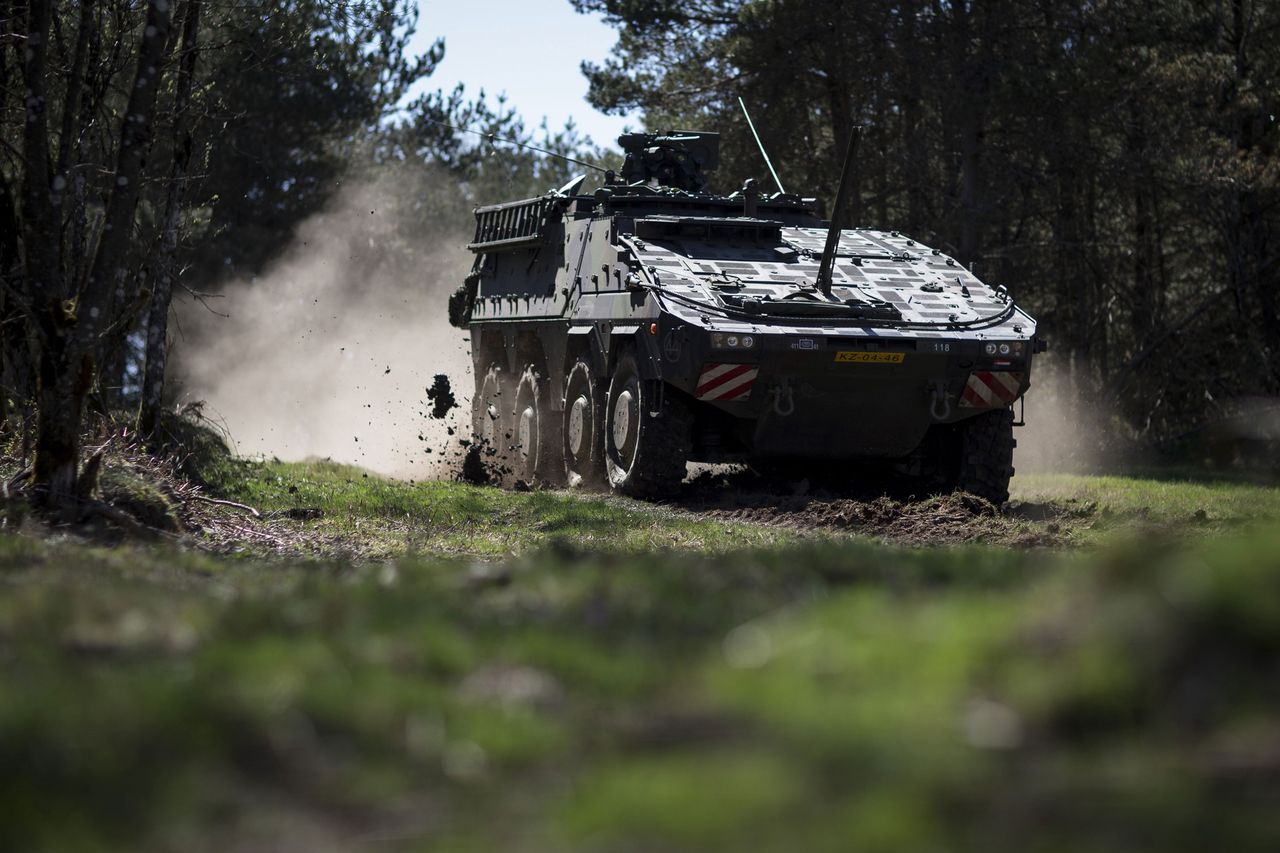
[1,0,1278,507]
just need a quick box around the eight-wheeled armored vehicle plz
[449,131,1041,503]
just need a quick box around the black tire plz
[562,359,606,488]
[472,365,513,479]
[922,408,1016,505]
[604,352,692,498]
[511,365,565,487]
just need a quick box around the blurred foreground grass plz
[3,462,1280,851]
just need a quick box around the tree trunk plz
[28,0,173,506]
[901,0,927,235]
[952,0,987,267]
[824,76,860,226]
[18,0,78,501]
[33,327,90,505]
[67,3,103,292]
[817,3,860,226]
[0,176,28,438]
[141,0,202,440]
[875,96,888,229]
[1226,0,1280,389]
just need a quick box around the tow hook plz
[929,379,952,421]
[768,379,796,417]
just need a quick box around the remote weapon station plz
[449,130,1041,503]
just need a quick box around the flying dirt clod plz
[426,374,458,420]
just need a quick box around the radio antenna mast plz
[418,115,608,175]
[738,97,786,194]
[816,125,862,297]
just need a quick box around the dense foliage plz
[0,1,602,508]
[575,0,1280,443]
[0,0,437,504]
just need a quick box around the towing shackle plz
[768,379,796,417]
[929,379,952,421]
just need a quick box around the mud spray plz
[179,172,474,480]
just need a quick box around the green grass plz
[3,460,1280,851]
[215,459,797,558]
[209,461,1280,559]
[1014,471,1280,522]
[1012,472,1280,548]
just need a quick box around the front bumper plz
[659,329,1032,458]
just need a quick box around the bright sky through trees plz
[412,0,635,145]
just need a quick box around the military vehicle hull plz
[451,133,1039,503]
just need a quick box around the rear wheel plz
[604,352,692,498]
[511,365,564,486]
[472,365,513,480]
[562,359,605,488]
[921,408,1016,505]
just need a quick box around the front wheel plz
[920,408,1016,505]
[604,352,692,498]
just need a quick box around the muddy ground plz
[398,375,1087,550]
[448,436,1106,549]
[671,467,1095,548]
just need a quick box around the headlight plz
[985,341,1027,358]
[711,333,756,349]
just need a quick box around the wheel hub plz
[482,403,498,443]
[612,388,635,456]
[517,405,535,462]
[568,395,588,457]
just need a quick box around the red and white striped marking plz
[959,371,1023,408]
[696,363,759,402]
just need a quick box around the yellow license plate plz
[834,351,905,364]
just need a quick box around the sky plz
[410,0,638,146]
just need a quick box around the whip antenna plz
[817,125,862,297]
[738,97,786,194]
[420,115,608,175]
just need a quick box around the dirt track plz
[448,443,1097,549]
[671,467,1093,548]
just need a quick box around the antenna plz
[738,97,786,194]
[419,115,608,175]
[816,125,862,297]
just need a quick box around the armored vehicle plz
[449,131,1041,503]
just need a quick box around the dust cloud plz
[178,178,1124,483]
[1014,357,1117,474]
[179,173,474,480]
[1016,360,1280,477]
